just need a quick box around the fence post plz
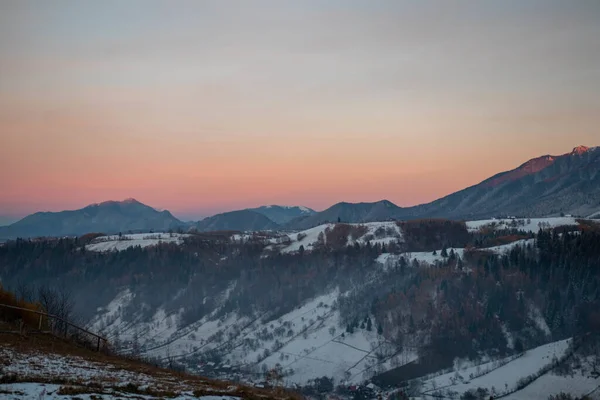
[39,315,43,330]
[97,337,101,352]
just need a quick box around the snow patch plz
[423,338,572,397]
[86,233,189,252]
[467,217,579,233]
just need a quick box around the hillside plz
[282,146,600,230]
[0,199,185,240]
[249,205,315,225]
[1,222,598,400]
[86,232,190,252]
[195,210,280,232]
[403,146,600,220]
[3,218,599,396]
[286,200,403,230]
[0,325,299,399]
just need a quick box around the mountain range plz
[397,145,600,220]
[285,145,600,227]
[1,145,599,239]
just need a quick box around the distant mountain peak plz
[248,204,316,225]
[89,198,143,208]
[0,198,183,239]
[571,145,590,155]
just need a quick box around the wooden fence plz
[0,303,108,352]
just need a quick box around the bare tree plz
[14,280,35,303]
[36,285,79,335]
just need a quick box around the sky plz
[1,1,599,222]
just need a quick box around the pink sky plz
[1,1,599,221]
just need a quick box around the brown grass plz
[576,219,600,233]
[0,285,49,330]
[0,322,302,400]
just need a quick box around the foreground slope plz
[0,326,299,400]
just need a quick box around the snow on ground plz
[422,338,572,397]
[240,290,407,385]
[377,248,465,269]
[588,210,600,219]
[86,233,189,252]
[189,289,408,386]
[0,345,254,399]
[89,286,252,362]
[277,222,403,254]
[0,382,242,400]
[467,217,579,233]
[484,238,536,254]
[503,373,599,400]
[1,346,189,393]
[279,224,334,253]
[529,304,552,337]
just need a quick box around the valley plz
[3,213,599,398]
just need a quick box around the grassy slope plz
[0,323,301,400]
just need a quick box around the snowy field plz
[466,217,579,233]
[421,339,575,398]
[86,233,189,252]
[251,290,412,385]
[503,373,599,400]
[483,238,536,254]
[90,287,402,386]
[276,221,403,254]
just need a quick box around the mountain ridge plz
[2,145,599,237]
[398,145,600,220]
[194,209,279,232]
[247,204,316,225]
[0,198,185,239]
[284,145,600,228]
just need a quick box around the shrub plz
[0,285,48,330]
